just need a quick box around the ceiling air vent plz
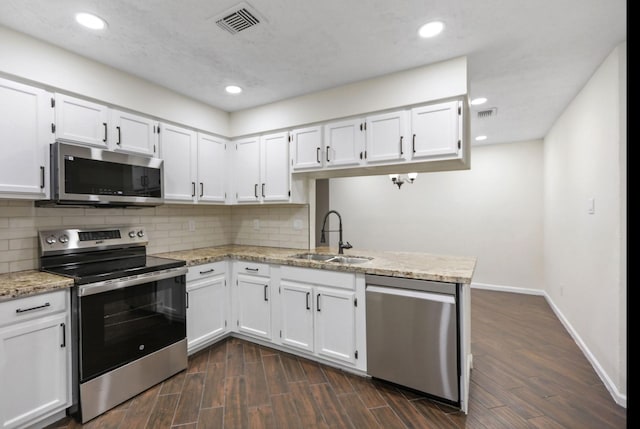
[477,108,497,119]
[214,2,263,34]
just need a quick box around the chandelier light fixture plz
[389,173,418,189]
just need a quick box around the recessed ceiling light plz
[470,97,488,106]
[418,21,444,38]
[475,135,488,141]
[75,12,107,30]
[225,85,242,94]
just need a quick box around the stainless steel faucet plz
[319,210,352,254]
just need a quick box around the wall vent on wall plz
[214,2,263,34]
[476,107,497,119]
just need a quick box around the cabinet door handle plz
[200,182,204,197]
[16,302,50,313]
[116,126,121,145]
[199,268,215,275]
[245,267,259,272]
[40,166,45,189]
[412,134,416,153]
[264,285,269,301]
[316,294,321,312]
[261,183,265,198]
[186,291,189,309]
[254,183,258,198]
[316,147,321,163]
[192,182,196,197]
[326,146,330,162]
[400,136,404,155]
[306,292,311,310]
[60,323,66,348]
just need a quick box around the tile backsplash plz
[0,200,309,274]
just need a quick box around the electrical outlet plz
[293,219,303,230]
[253,219,260,230]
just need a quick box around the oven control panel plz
[39,226,148,254]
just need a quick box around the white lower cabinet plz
[186,261,229,354]
[0,290,71,429]
[234,262,272,340]
[278,266,363,369]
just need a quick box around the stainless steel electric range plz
[39,226,188,423]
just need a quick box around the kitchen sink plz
[290,253,373,264]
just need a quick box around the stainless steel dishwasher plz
[366,274,459,404]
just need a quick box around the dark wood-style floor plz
[48,289,627,428]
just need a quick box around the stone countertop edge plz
[0,270,74,302]
[0,245,476,301]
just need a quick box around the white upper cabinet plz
[324,118,365,167]
[54,93,160,156]
[291,126,323,171]
[109,109,159,156]
[54,93,110,148]
[0,77,52,199]
[365,110,408,163]
[410,100,462,159]
[233,132,290,203]
[197,133,227,203]
[160,123,198,202]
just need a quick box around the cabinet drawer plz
[187,261,227,282]
[281,266,355,290]
[0,290,68,327]
[236,261,270,277]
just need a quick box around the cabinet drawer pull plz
[412,134,416,153]
[103,122,108,142]
[261,183,265,198]
[316,294,321,312]
[326,146,330,162]
[306,292,311,310]
[116,126,121,145]
[254,184,258,198]
[199,268,215,275]
[186,291,189,309]
[400,136,404,155]
[245,267,259,272]
[264,285,269,301]
[200,182,204,197]
[40,166,45,189]
[60,323,66,348]
[316,147,321,163]
[192,182,196,197]
[16,302,50,313]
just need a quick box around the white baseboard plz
[469,281,626,408]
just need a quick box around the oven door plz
[77,268,187,382]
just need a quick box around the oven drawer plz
[187,261,227,282]
[0,289,68,327]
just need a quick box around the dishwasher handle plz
[366,285,456,304]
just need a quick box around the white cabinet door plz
[233,137,261,203]
[236,274,271,340]
[365,110,408,163]
[160,123,197,202]
[0,313,69,429]
[261,132,290,202]
[197,133,227,203]
[0,77,51,199]
[54,93,109,148]
[291,126,323,170]
[410,100,461,159]
[324,118,365,167]
[187,274,227,353]
[315,287,356,364]
[110,109,158,156]
[280,281,314,353]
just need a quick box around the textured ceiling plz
[0,0,626,144]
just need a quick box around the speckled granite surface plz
[0,245,476,301]
[0,270,74,302]
[156,245,477,284]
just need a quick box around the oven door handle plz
[78,267,188,297]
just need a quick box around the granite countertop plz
[155,245,477,284]
[0,270,74,302]
[0,245,476,302]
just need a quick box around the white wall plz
[0,25,229,136]
[543,43,626,402]
[328,140,544,291]
[229,57,467,137]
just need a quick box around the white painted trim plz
[470,282,626,408]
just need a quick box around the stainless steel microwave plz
[39,142,164,207]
